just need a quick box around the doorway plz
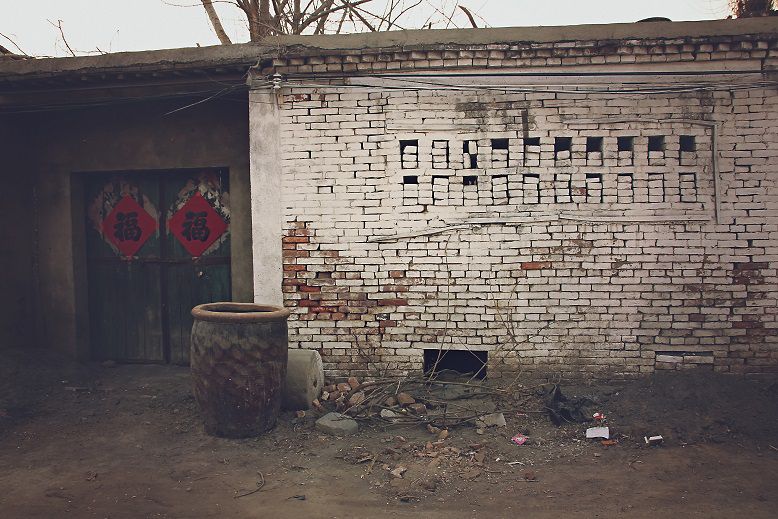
[84,169,231,364]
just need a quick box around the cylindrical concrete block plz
[283,349,324,411]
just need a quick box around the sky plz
[1,0,732,58]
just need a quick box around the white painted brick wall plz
[268,40,778,379]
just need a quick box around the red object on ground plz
[168,192,228,257]
[101,195,158,257]
[511,434,528,446]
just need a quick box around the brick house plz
[1,18,777,377]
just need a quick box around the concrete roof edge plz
[267,17,778,51]
[1,17,776,80]
[0,42,268,79]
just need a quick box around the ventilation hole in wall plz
[648,135,665,152]
[523,137,541,166]
[617,136,634,152]
[554,137,572,161]
[617,173,634,203]
[522,173,540,204]
[402,175,419,185]
[647,172,665,202]
[316,271,332,279]
[679,172,698,202]
[491,138,510,168]
[317,185,333,194]
[432,139,450,169]
[679,135,696,152]
[586,137,603,153]
[463,175,478,187]
[491,174,509,205]
[400,139,419,169]
[585,173,603,203]
[586,137,604,165]
[423,349,487,380]
[554,173,571,203]
[306,151,313,159]
[432,175,450,204]
[463,140,479,168]
[491,138,509,150]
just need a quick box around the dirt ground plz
[1,347,777,519]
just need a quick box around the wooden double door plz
[85,169,231,364]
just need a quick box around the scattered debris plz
[348,391,366,407]
[644,435,664,446]
[380,409,402,422]
[522,470,537,481]
[408,403,427,415]
[234,472,265,498]
[390,466,407,478]
[476,412,506,428]
[586,427,610,439]
[315,412,359,436]
[593,412,606,422]
[511,434,529,446]
[601,439,618,446]
[544,385,595,426]
[396,393,416,405]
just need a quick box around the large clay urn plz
[190,303,290,438]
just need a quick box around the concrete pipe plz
[283,349,324,411]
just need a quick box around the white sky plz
[1,0,732,57]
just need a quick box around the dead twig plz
[47,19,76,56]
[234,471,265,498]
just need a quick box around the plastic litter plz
[511,434,529,445]
[586,426,610,439]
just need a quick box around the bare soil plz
[1,347,777,519]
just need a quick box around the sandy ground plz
[1,347,777,519]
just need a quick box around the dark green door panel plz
[85,170,231,364]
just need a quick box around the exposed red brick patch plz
[378,298,409,306]
[389,270,406,278]
[733,320,764,329]
[521,261,552,270]
[282,236,310,244]
[299,285,321,293]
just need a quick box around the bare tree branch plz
[201,0,233,43]
[193,0,486,41]
[48,19,76,56]
[459,5,478,28]
[0,32,29,56]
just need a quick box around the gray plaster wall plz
[0,118,34,349]
[2,94,252,358]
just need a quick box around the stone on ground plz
[315,412,359,436]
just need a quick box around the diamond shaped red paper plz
[101,195,158,257]
[168,192,228,257]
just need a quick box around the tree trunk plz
[200,0,232,44]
